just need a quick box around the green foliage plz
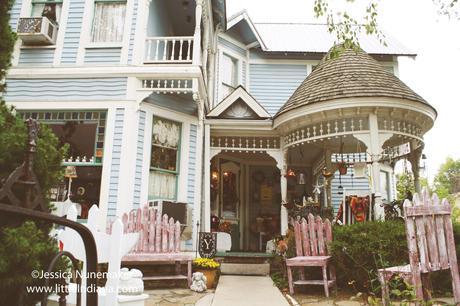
[433,157,460,204]
[396,173,415,201]
[270,271,288,290]
[329,221,408,295]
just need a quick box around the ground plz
[143,286,456,306]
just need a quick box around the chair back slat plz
[404,188,457,273]
[294,219,303,256]
[155,211,162,251]
[316,216,326,256]
[301,218,310,256]
[293,214,333,257]
[148,209,156,252]
[308,214,318,256]
[174,221,181,252]
[168,217,175,252]
[162,214,169,252]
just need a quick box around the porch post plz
[368,113,384,219]
[192,0,203,66]
[408,142,423,193]
[203,123,211,232]
[280,149,288,236]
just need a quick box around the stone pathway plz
[211,275,290,306]
[144,288,214,306]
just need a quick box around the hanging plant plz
[338,162,348,175]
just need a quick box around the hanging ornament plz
[338,173,343,195]
[286,168,296,178]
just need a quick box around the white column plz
[368,113,384,219]
[408,141,423,193]
[192,0,203,66]
[203,123,211,232]
[280,149,288,235]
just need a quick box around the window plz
[221,53,238,98]
[31,0,62,25]
[149,117,182,200]
[91,0,126,43]
[380,170,391,202]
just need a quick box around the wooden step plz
[293,279,335,286]
[220,263,270,276]
[143,275,188,281]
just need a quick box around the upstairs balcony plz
[143,0,204,65]
[144,36,194,63]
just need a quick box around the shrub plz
[329,220,408,294]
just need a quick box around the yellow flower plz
[193,258,220,269]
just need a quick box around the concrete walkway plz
[211,275,289,306]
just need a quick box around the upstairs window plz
[149,117,182,200]
[91,0,126,43]
[31,0,63,25]
[221,53,238,98]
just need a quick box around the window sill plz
[86,43,123,49]
[20,45,56,49]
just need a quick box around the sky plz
[226,0,460,182]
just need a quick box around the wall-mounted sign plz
[199,232,217,258]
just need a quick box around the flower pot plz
[195,268,218,289]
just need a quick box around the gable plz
[207,86,270,119]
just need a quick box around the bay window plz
[149,117,181,200]
[31,0,62,25]
[91,0,126,43]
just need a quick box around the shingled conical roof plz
[275,46,431,117]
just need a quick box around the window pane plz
[91,3,126,43]
[149,171,176,199]
[31,3,62,24]
[151,146,177,171]
[222,54,236,87]
[152,117,181,149]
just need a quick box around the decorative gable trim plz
[207,86,271,119]
[227,10,267,50]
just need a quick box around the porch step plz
[220,263,270,276]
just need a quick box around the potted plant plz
[193,258,220,289]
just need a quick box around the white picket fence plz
[56,205,148,306]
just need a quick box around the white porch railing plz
[144,36,194,63]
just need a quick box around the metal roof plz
[254,23,416,56]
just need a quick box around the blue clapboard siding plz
[249,64,308,115]
[107,108,125,217]
[219,37,246,57]
[61,0,85,64]
[186,124,197,248]
[133,111,146,209]
[9,0,22,30]
[187,124,198,206]
[5,78,127,101]
[127,0,139,64]
[85,48,121,64]
[331,169,371,213]
[18,48,55,66]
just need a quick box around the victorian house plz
[5,1,436,252]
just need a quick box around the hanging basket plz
[338,163,348,175]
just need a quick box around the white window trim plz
[218,47,246,102]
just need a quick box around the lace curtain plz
[91,2,126,43]
[149,171,177,200]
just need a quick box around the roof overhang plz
[226,10,267,50]
[207,86,271,119]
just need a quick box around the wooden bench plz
[286,214,336,296]
[120,206,192,286]
[378,188,460,305]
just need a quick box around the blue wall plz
[9,0,22,30]
[5,78,127,101]
[186,123,198,248]
[331,169,371,213]
[61,0,85,64]
[146,0,171,36]
[127,0,139,64]
[18,49,55,66]
[84,48,122,64]
[107,108,125,217]
[219,37,246,57]
[249,64,308,115]
[133,110,146,209]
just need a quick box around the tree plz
[396,172,415,201]
[0,1,67,304]
[433,157,460,203]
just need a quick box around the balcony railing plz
[144,36,194,64]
